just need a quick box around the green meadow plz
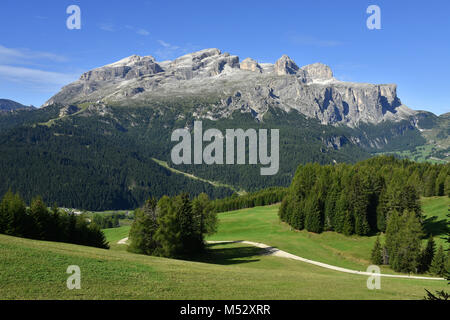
[0,197,448,300]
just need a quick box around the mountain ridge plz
[0,99,34,112]
[43,48,417,127]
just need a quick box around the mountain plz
[44,48,416,126]
[0,49,446,210]
[0,99,34,112]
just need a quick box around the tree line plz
[371,210,449,274]
[279,155,449,273]
[0,190,109,249]
[92,213,121,229]
[210,187,288,213]
[128,193,217,258]
[279,156,449,236]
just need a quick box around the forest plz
[279,155,449,273]
[0,190,109,249]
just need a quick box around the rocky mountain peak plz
[168,48,240,79]
[274,55,299,75]
[301,63,334,83]
[43,48,416,127]
[240,58,262,73]
[80,54,162,82]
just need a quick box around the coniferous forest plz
[279,155,449,273]
[0,190,108,249]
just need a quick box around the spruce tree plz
[419,236,436,273]
[305,195,323,233]
[342,210,354,236]
[390,210,423,273]
[128,198,159,255]
[430,245,446,276]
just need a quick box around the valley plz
[0,196,447,300]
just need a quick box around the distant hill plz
[0,99,34,111]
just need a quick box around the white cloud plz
[158,40,172,48]
[136,28,150,36]
[0,65,78,86]
[0,45,68,64]
[155,40,181,59]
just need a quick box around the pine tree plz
[376,189,388,232]
[29,196,50,239]
[384,209,423,272]
[430,245,446,276]
[192,193,216,236]
[154,195,181,257]
[418,236,436,273]
[385,210,402,264]
[305,195,323,233]
[128,198,159,255]
[371,236,383,265]
[342,210,354,236]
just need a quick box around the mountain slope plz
[0,49,444,209]
[0,99,34,111]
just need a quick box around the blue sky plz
[0,0,448,115]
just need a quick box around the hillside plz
[1,196,448,300]
[0,99,33,112]
[0,50,446,210]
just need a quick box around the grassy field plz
[207,197,449,274]
[421,196,449,247]
[0,234,447,300]
[0,197,448,300]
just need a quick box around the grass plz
[0,197,448,300]
[422,196,449,248]
[207,197,449,274]
[0,234,447,300]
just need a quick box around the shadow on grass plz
[187,242,265,265]
[423,215,448,238]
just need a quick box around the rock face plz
[301,63,333,83]
[240,58,262,73]
[274,55,299,75]
[43,48,416,126]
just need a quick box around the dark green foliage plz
[92,214,120,229]
[0,99,437,211]
[128,198,159,255]
[424,289,450,300]
[371,236,383,265]
[279,156,447,236]
[305,195,323,233]
[418,236,436,273]
[0,191,109,249]
[212,187,287,214]
[192,193,217,236]
[430,245,446,276]
[388,210,423,273]
[128,193,217,258]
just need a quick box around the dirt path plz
[207,240,446,281]
[117,237,444,280]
